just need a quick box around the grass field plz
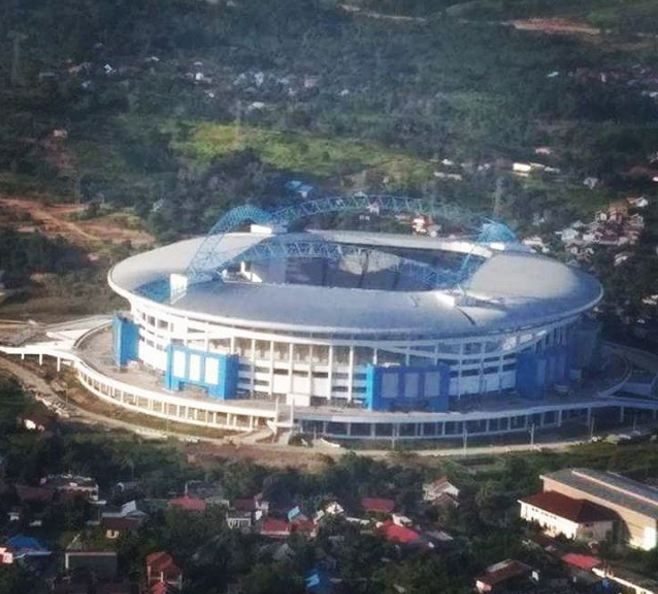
[174,122,434,182]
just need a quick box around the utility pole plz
[492,176,504,219]
[589,415,596,440]
[8,31,27,86]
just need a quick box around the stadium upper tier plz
[109,230,602,338]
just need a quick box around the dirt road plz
[0,196,153,249]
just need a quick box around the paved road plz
[0,353,653,462]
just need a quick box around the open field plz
[0,196,154,250]
[174,123,434,181]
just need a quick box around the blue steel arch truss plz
[186,194,517,283]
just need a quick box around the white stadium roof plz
[109,231,602,337]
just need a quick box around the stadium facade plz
[89,194,622,439]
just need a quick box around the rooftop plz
[519,491,617,523]
[541,468,658,520]
[109,231,602,337]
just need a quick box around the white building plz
[519,490,615,542]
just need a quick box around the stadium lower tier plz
[113,307,600,411]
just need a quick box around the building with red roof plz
[146,551,183,591]
[561,553,602,572]
[519,490,615,542]
[261,518,290,538]
[361,497,395,514]
[168,496,207,513]
[475,559,531,593]
[377,520,421,545]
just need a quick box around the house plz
[168,496,207,513]
[423,477,460,505]
[285,180,315,199]
[627,196,649,208]
[64,551,117,580]
[260,518,290,538]
[614,251,632,266]
[15,484,54,504]
[561,553,601,572]
[41,474,99,502]
[0,548,13,565]
[290,517,316,538]
[593,564,658,594]
[184,480,227,505]
[519,490,615,541]
[101,517,142,539]
[6,535,51,560]
[146,551,183,591]
[361,498,395,515]
[226,510,253,531]
[475,560,532,593]
[21,413,54,432]
[539,468,658,550]
[377,520,421,545]
[231,494,268,520]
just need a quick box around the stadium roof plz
[109,231,602,337]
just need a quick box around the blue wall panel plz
[165,344,239,400]
[516,345,569,398]
[365,364,450,411]
[112,315,139,367]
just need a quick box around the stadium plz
[5,194,653,442]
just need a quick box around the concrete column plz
[619,406,625,423]
[347,346,354,402]
[38,353,43,365]
[268,340,274,396]
[346,423,352,436]
[56,358,61,372]
[328,345,334,400]
[288,344,294,394]
[250,338,256,395]
[557,409,563,427]
[370,423,376,437]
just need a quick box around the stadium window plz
[333,347,350,364]
[461,369,479,377]
[464,342,481,355]
[353,347,372,365]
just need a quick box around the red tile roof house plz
[361,498,395,515]
[167,496,207,513]
[519,491,616,542]
[15,484,54,504]
[260,518,291,539]
[146,551,183,591]
[377,520,421,545]
[561,553,602,572]
[475,560,532,593]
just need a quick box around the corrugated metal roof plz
[542,469,658,520]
